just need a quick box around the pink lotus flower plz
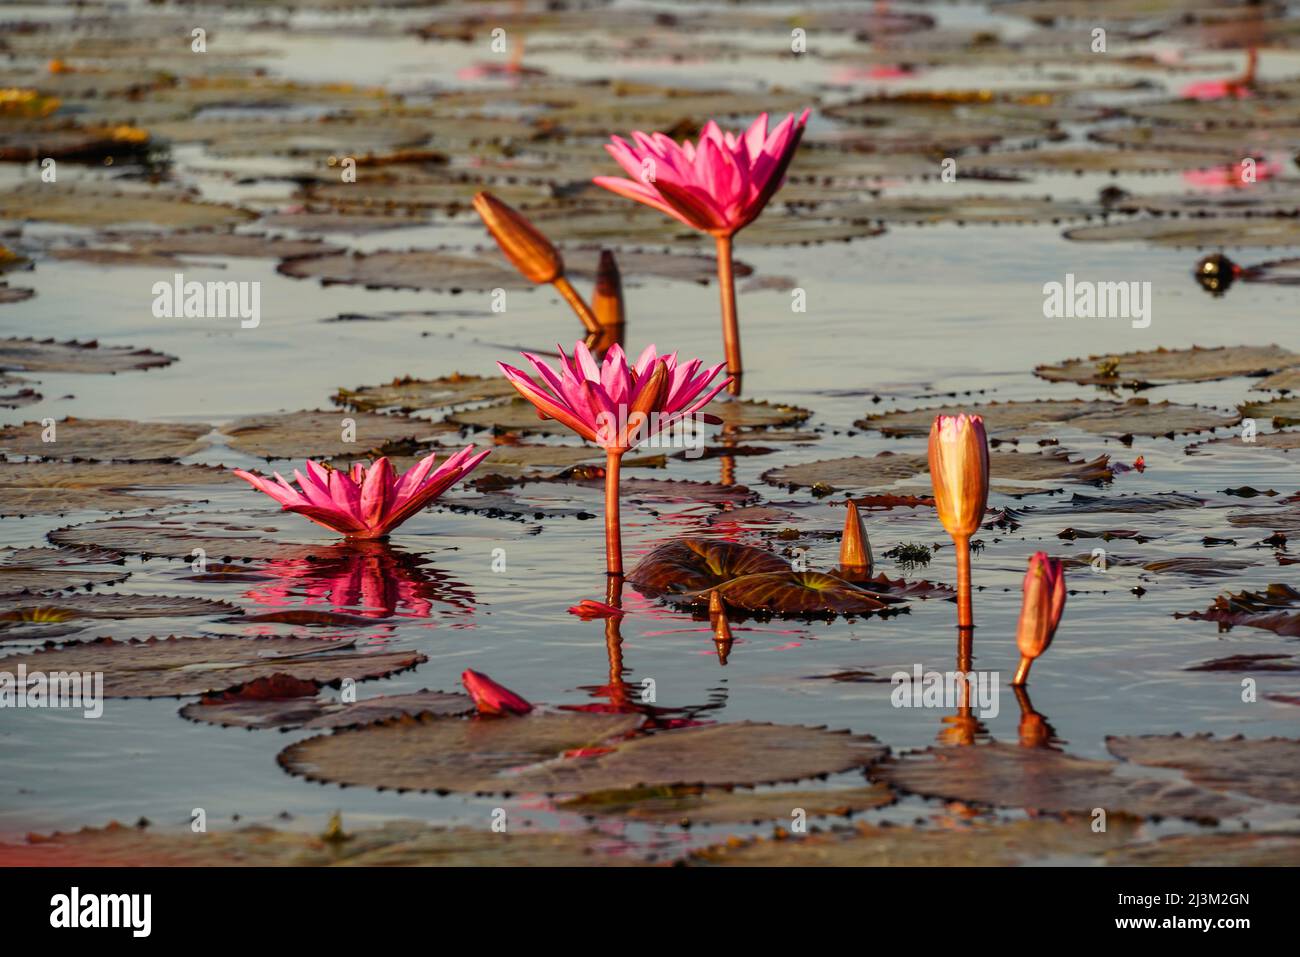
[232,447,489,540]
[498,342,730,453]
[462,669,533,716]
[593,110,810,237]
[593,110,810,389]
[498,341,730,574]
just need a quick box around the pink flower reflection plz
[242,542,475,620]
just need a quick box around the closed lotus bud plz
[473,191,563,285]
[1012,552,1066,686]
[592,249,625,328]
[928,414,989,539]
[461,668,533,715]
[838,499,873,577]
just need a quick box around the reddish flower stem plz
[1012,656,1033,686]
[715,233,742,395]
[553,275,600,333]
[954,534,973,629]
[604,448,623,575]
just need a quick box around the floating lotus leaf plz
[0,374,40,408]
[181,687,473,731]
[306,173,547,212]
[1188,653,1300,673]
[446,398,589,436]
[1141,557,1254,578]
[763,449,1111,492]
[1107,734,1300,807]
[1035,345,1300,388]
[0,592,235,626]
[703,398,812,429]
[0,636,425,698]
[1254,368,1300,391]
[1066,218,1300,248]
[0,285,34,305]
[1122,97,1300,128]
[0,123,151,162]
[627,538,790,595]
[149,116,436,158]
[708,571,891,616]
[0,461,235,517]
[0,547,128,597]
[1227,504,1300,533]
[0,336,175,374]
[858,397,1237,439]
[559,783,894,826]
[994,0,1264,25]
[1105,831,1300,867]
[468,445,603,473]
[280,716,884,795]
[820,195,1103,225]
[259,208,429,234]
[1051,492,1207,514]
[0,417,212,461]
[0,185,254,228]
[1,820,642,867]
[48,509,338,561]
[219,410,451,460]
[334,374,518,414]
[1240,395,1300,428]
[1174,583,1300,636]
[1187,429,1300,455]
[967,148,1233,175]
[875,742,1247,821]
[1092,126,1300,153]
[122,232,344,260]
[48,248,184,269]
[689,817,1141,867]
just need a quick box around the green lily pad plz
[875,742,1247,821]
[0,336,175,374]
[1107,734,1300,807]
[0,417,212,461]
[1035,345,1300,388]
[0,636,425,698]
[280,715,884,796]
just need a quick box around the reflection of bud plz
[592,250,625,329]
[1193,253,1239,297]
[472,191,563,285]
[1013,552,1066,686]
[709,590,734,665]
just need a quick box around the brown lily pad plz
[0,592,236,624]
[859,397,1238,439]
[1036,345,1300,388]
[0,461,235,517]
[0,636,425,698]
[0,185,254,229]
[0,417,212,461]
[0,284,35,305]
[0,547,128,597]
[1066,218,1300,248]
[1105,831,1300,867]
[967,148,1233,175]
[1187,429,1300,456]
[1,820,642,867]
[875,742,1247,821]
[1174,583,1300,637]
[627,538,790,595]
[822,195,1103,225]
[47,509,337,561]
[708,571,892,616]
[559,783,894,826]
[219,410,452,460]
[1240,395,1300,428]
[280,715,884,796]
[690,817,1140,867]
[334,374,517,414]
[1107,734,1300,807]
[0,337,175,374]
[1187,654,1300,673]
[181,686,473,731]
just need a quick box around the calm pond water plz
[1,0,1298,857]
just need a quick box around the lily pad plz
[0,592,236,624]
[559,783,894,826]
[822,195,1103,225]
[47,510,336,561]
[0,185,254,229]
[690,817,1140,867]
[1240,395,1300,428]
[1105,831,1300,867]
[967,148,1233,175]
[280,715,885,796]
[1036,345,1300,388]
[627,538,790,595]
[334,374,517,414]
[0,417,212,461]
[0,636,425,698]
[0,285,34,305]
[1174,583,1300,637]
[0,461,235,517]
[708,571,892,616]
[181,685,473,731]
[1066,218,1300,248]
[219,410,451,460]
[875,742,1247,821]
[2,820,642,867]
[0,337,175,374]
[1107,734,1300,807]
[859,397,1238,439]
[1187,429,1300,456]
[0,547,128,597]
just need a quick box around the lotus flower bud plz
[1012,552,1066,685]
[928,414,989,539]
[461,669,533,715]
[472,191,563,285]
